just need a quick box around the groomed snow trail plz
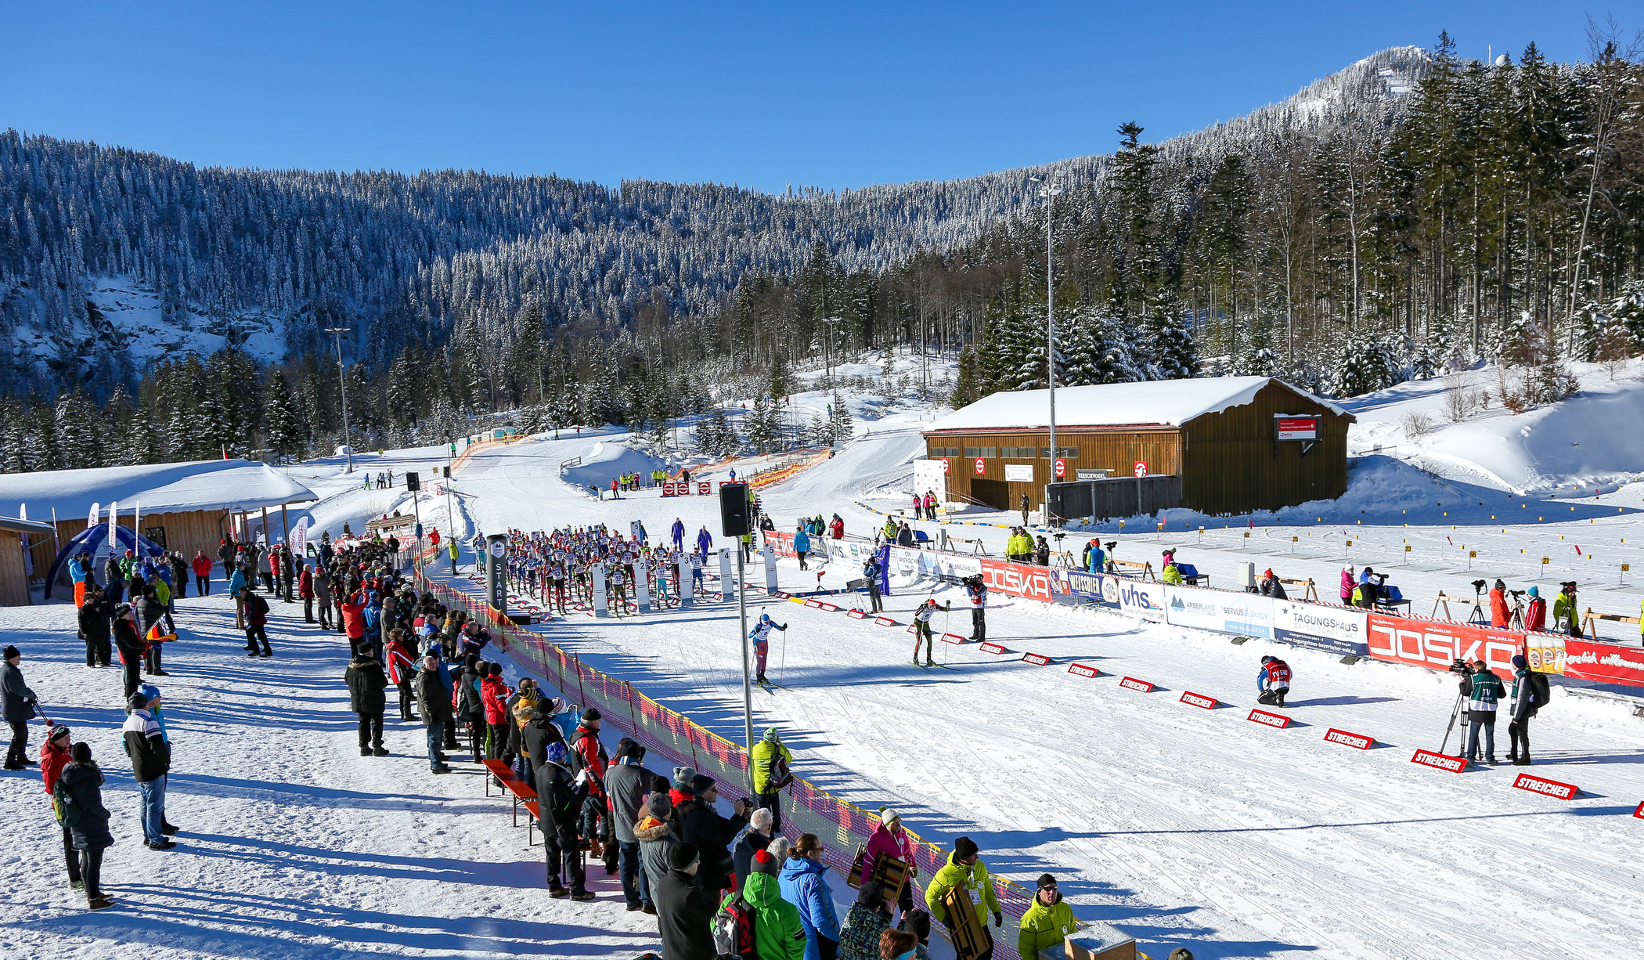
[0,588,658,960]
[449,432,1644,960]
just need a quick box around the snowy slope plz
[418,432,1644,959]
[0,591,658,959]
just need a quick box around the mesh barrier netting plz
[417,574,1066,960]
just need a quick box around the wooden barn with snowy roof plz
[922,376,1354,517]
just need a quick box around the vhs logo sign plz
[1117,581,1165,622]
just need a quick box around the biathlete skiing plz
[750,613,787,686]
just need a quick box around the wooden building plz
[0,459,318,584]
[922,377,1354,517]
[0,516,56,605]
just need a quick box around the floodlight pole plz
[324,326,355,474]
[1031,177,1062,525]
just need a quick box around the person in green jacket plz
[744,849,806,960]
[1018,874,1077,959]
[750,727,793,830]
[925,837,1001,948]
[1551,582,1581,637]
[1161,563,1184,586]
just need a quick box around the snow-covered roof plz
[0,459,318,521]
[925,377,1353,433]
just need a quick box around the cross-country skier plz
[1256,656,1291,707]
[750,613,787,685]
[912,599,948,666]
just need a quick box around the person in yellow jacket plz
[750,726,793,830]
[925,836,1001,949]
[1018,874,1077,959]
[447,540,459,573]
[1161,562,1183,586]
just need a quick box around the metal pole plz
[1031,177,1062,525]
[737,545,754,792]
[324,327,355,474]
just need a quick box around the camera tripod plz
[1465,581,1487,626]
[1507,591,1526,630]
[1439,690,1470,756]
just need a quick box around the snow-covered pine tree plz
[827,392,854,442]
[1139,295,1199,380]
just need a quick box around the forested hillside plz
[4,37,1642,473]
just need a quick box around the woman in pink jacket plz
[1339,566,1355,605]
[861,808,918,919]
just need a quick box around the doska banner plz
[1164,585,1275,639]
[1273,600,1369,658]
[1367,615,1522,677]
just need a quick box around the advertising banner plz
[912,459,948,511]
[978,556,1057,603]
[764,531,796,558]
[1164,585,1274,638]
[1063,570,1119,606]
[1273,600,1369,657]
[1522,632,1567,676]
[1563,639,1644,686]
[1004,464,1034,483]
[1366,615,1522,677]
[1115,578,1166,622]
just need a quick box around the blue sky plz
[1,1,1607,192]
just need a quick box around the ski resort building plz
[0,459,318,578]
[923,376,1354,516]
[0,515,57,605]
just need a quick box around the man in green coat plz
[743,849,806,960]
[1018,874,1076,959]
[926,836,1001,948]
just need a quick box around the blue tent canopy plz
[45,524,165,600]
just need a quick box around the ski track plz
[436,432,1644,960]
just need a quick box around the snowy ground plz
[0,589,658,959]
[423,430,1644,958]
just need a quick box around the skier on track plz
[1256,655,1291,707]
[750,613,787,685]
[912,599,948,666]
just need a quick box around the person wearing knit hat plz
[669,765,697,806]
[3,643,45,770]
[654,840,716,960]
[750,725,793,832]
[1018,873,1076,960]
[1508,653,1538,766]
[676,772,750,897]
[863,806,918,919]
[1259,568,1286,599]
[570,706,617,875]
[604,734,656,912]
[839,879,894,960]
[415,652,453,774]
[926,836,1000,944]
[40,724,80,889]
[635,791,676,916]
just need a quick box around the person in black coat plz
[520,700,564,786]
[135,586,168,676]
[78,587,113,668]
[414,656,452,773]
[58,742,116,909]
[344,652,389,756]
[111,605,145,699]
[653,841,718,960]
[102,554,124,603]
[674,774,748,896]
[535,741,593,900]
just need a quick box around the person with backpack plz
[1508,654,1545,766]
[863,556,884,614]
[656,841,718,960]
[780,833,841,960]
[1464,661,1506,766]
[41,724,81,888]
[54,740,116,909]
[535,741,595,901]
[839,880,895,960]
[603,738,654,912]
[241,587,272,658]
[750,727,793,831]
[739,846,805,959]
[122,690,175,850]
[344,648,390,757]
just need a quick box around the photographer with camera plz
[1463,661,1505,766]
[1355,567,1381,608]
[963,575,987,643]
[1553,582,1582,637]
[1489,580,1510,627]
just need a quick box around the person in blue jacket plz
[780,833,840,960]
[1085,540,1105,574]
[696,526,713,559]
[794,525,812,571]
[671,518,685,553]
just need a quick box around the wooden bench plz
[1277,577,1319,602]
[484,758,542,845]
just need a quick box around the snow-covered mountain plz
[0,47,1429,399]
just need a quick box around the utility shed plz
[922,377,1354,516]
[0,515,55,605]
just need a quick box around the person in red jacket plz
[829,514,844,539]
[573,708,617,872]
[41,724,81,888]
[861,808,919,919]
[339,592,368,655]
[298,564,316,623]
[1489,579,1510,628]
[1525,586,1547,632]
[480,664,512,761]
[190,552,213,596]
[384,629,418,722]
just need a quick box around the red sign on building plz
[974,458,986,475]
[1054,458,1066,478]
